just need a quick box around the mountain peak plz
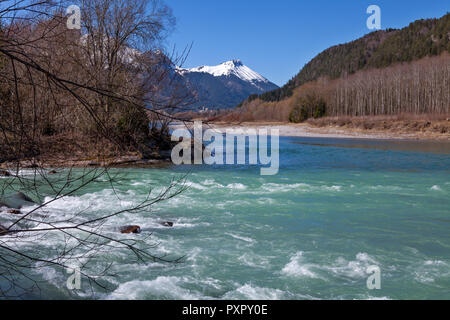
[173,59,279,110]
[225,59,243,67]
[178,59,269,83]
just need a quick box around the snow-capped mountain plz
[178,60,268,84]
[176,60,279,110]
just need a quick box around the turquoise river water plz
[1,136,449,299]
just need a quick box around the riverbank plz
[206,118,450,141]
[0,154,171,171]
[2,118,448,171]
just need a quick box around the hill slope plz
[249,13,450,104]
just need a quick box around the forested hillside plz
[247,13,450,104]
[226,13,450,126]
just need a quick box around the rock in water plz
[160,221,174,227]
[16,192,34,202]
[0,192,37,209]
[120,225,141,234]
[7,209,21,215]
[0,169,11,177]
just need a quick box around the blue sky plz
[166,0,449,86]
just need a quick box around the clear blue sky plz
[166,0,449,86]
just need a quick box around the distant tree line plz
[327,54,450,117]
[225,53,449,122]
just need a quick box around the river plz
[1,136,449,299]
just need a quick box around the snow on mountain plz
[177,59,268,83]
[175,60,279,109]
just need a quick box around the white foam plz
[203,179,219,186]
[226,183,247,190]
[281,252,319,278]
[107,276,205,300]
[260,183,342,194]
[223,284,287,300]
[413,260,449,284]
[369,185,403,191]
[185,180,248,191]
[327,253,379,278]
[424,260,446,266]
[256,198,276,205]
[186,182,208,190]
[238,253,270,268]
[363,295,391,300]
[261,183,310,193]
[226,232,255,243]
[324,185,342,192]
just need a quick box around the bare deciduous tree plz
[0,0,191,298]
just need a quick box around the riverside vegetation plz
[0,1,190,168]
[225,13,450,137]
